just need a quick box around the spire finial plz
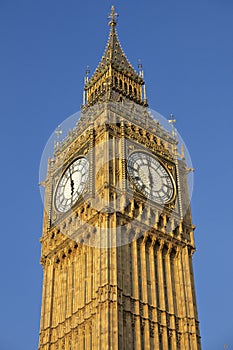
[54,125,62,150]
[138,59,144,79]
[138,59,148,106]
[85,66,90,83]
[83,66,90,105]
[168,114,177,138]
[108,5,118,27]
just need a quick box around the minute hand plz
[148,160,154,188]
[68,168,74,196]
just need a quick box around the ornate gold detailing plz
[108,5,118,27]
[82,7,147,108]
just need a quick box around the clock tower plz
[39,7,201,350]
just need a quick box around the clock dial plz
[127,152,175,203]
[55,157,89,213]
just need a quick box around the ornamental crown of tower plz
[83,5,148,109]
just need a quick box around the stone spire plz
[83,6,148,108]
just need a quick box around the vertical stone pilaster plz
[131,239,142,349]
[92,313,99,350]
[175,247,188,349]
[157,241,169,350]
[165,245,177,350]
[183,247,201,350]
[149,239,160,349]
[66,261,72,318]
[140,236,150,350]
[73,254,79,313]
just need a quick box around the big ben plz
[38,6,202,350]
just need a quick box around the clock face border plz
[127,151,176,204]
[54,157,89,213]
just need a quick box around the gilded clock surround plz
[38,6,201,350]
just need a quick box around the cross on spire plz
[108,5,118,27]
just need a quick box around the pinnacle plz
[87,13,142,85]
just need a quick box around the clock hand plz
[68,167,74,197]
[147,159,154,187]
[71,179,74,196]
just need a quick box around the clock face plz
[127,152,175,203]
[55,157,89,213]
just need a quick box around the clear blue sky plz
[0,1,232,349]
